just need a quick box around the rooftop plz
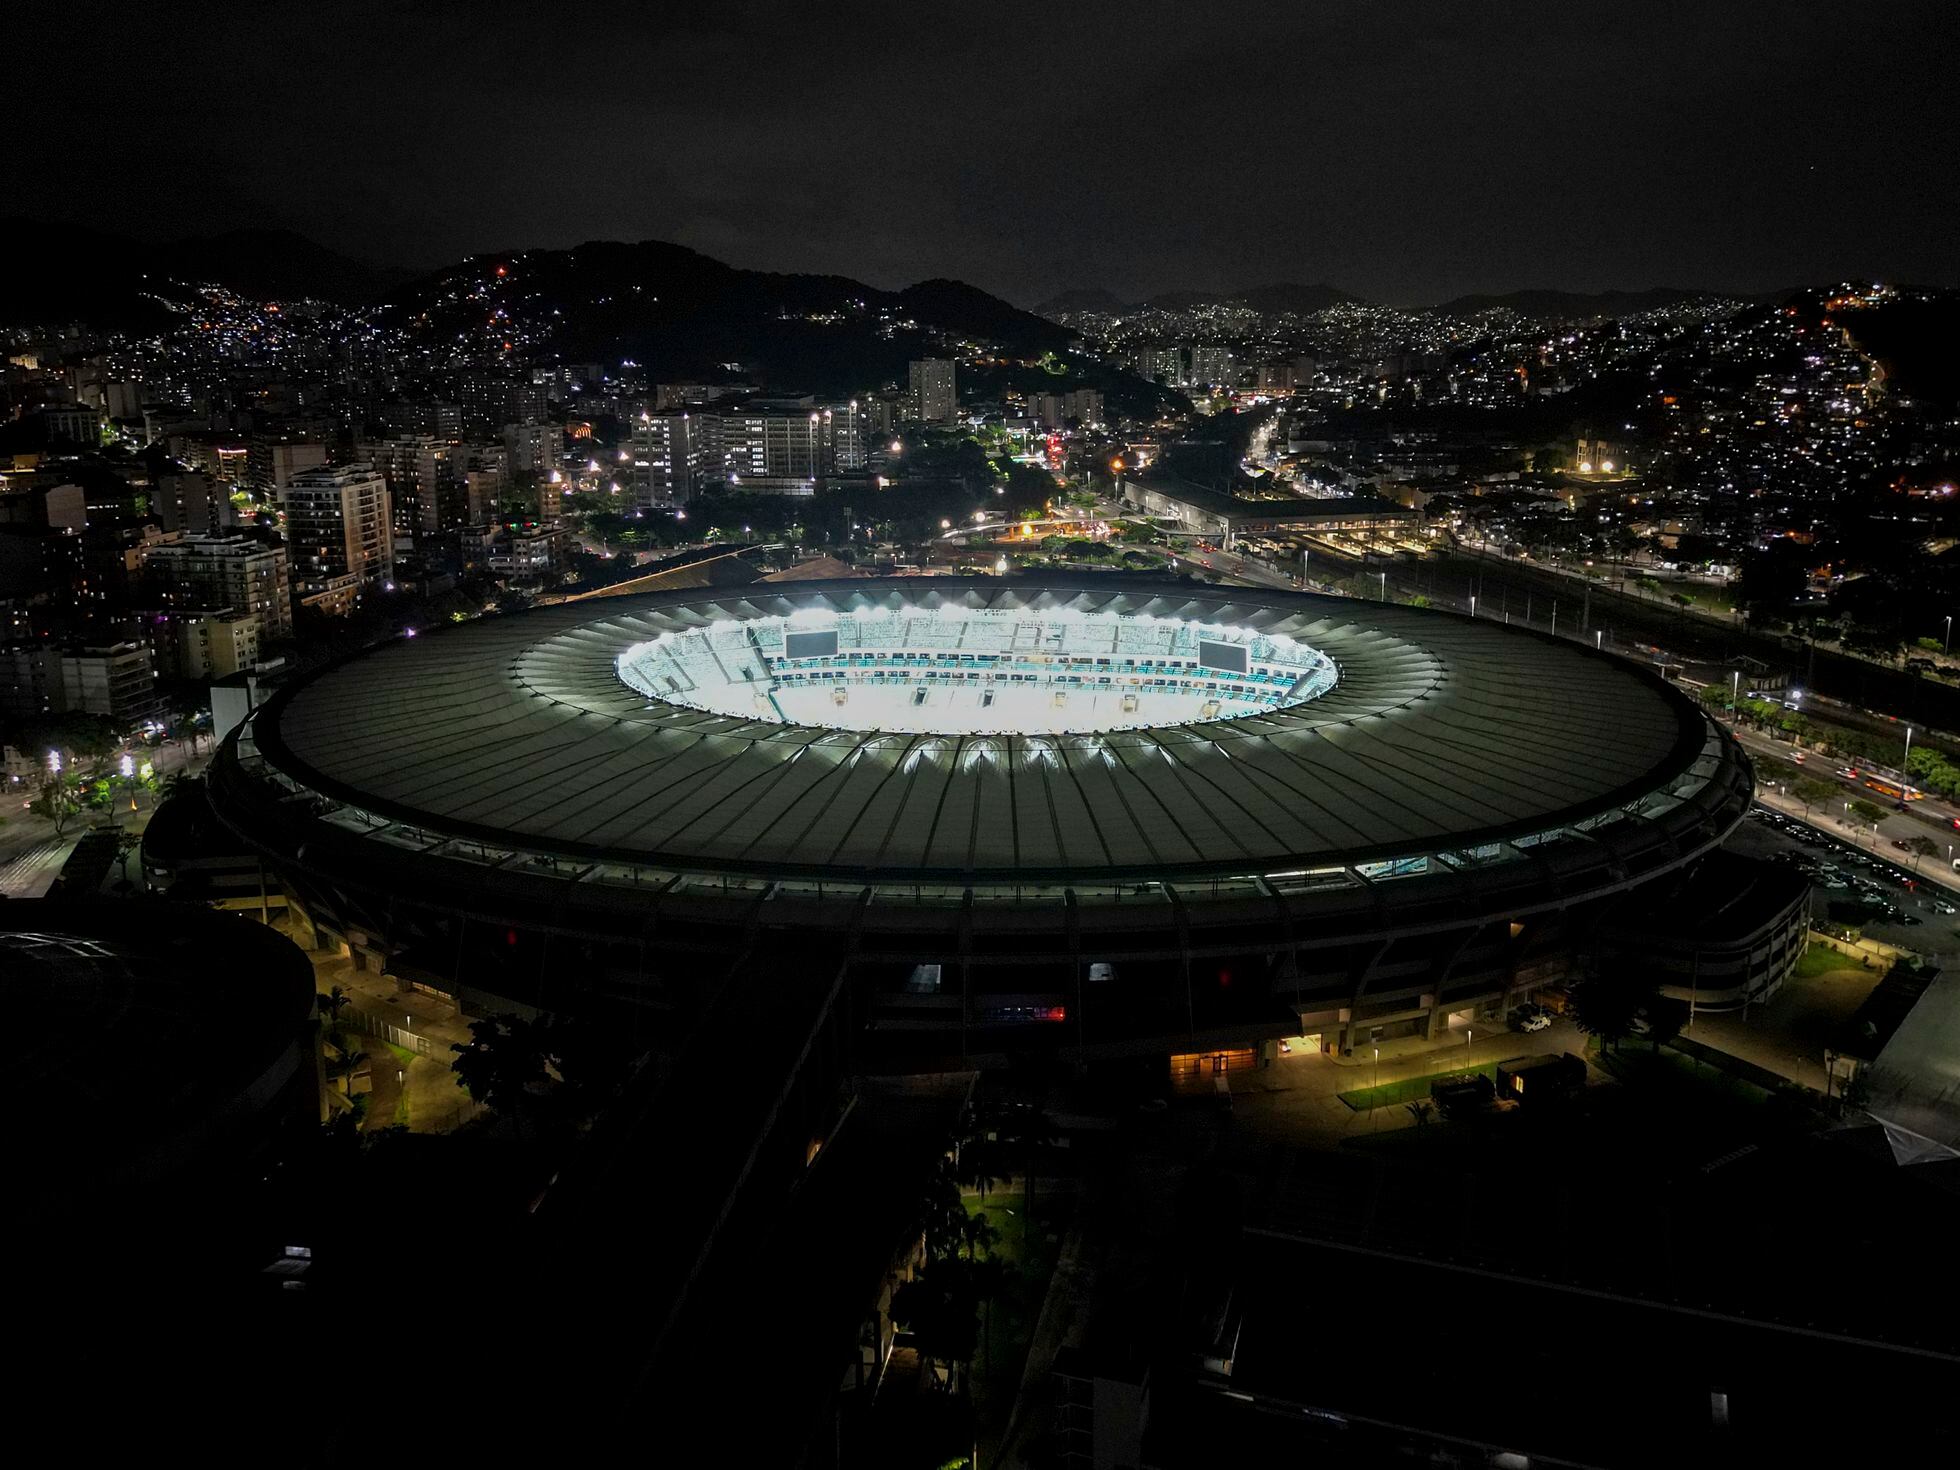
[239,576,1728,888]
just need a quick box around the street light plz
[1946,615,1952,657]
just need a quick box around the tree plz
[997,1103,1057,1240]
[1570,959,1660,1054]
[319,985,353,1045]
[1640,994,1690,1053]
[29,774,80,836]
[1793,778,1838,814]
[956,1209,998,1262]
[330,1044,369,1098]
[1848,798,1887,827]
[112,829,141,888]
[1405,1099,1434,1128]
[891,1261,982,1395]
[450,1014,548,1125]
[954,1105,1011,1202]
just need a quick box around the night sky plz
[15,0,1957,306]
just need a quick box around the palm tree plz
[331,1045,369,1098]
[957,1209,998,1262]
[999,1104,1058,1243]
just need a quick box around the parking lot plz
[1729,805,1959,955]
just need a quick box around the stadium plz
[209,575,1753,1064]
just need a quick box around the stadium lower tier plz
[211,735,1750,1061]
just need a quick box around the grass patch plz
[1594,1042,1774,1106]
[1338,1059,1516,1112]
[965,1190,1064,1466]
[380,1039,418,1066]
[1794,941,1860,980]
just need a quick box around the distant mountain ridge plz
[1036,281,1773,321]
[0,218,414,322]
[381,238,1073,396]
[1429,286,1730,318]
[1035,282,1358,317]
[154,229,419,303]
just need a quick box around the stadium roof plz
[247,576,1721,886]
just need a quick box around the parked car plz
[1513,1010,1553,1032]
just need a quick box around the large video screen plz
[1197,638,1250,675]
[783,629,840,660]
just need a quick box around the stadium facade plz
[209,576,1753,1061]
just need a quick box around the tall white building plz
[907,359,958,424]
[284,465,392,610]
[631,412,721,506]
[1186,346,1235,388]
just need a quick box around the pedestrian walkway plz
[0,834,76,898]
[288,921,483,1134]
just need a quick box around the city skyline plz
[10,8,1960,1463]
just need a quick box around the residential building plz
[141,610,264,681]
[1187,346,1235,388]
[144,534,293,643]
[152,471,239,536]
[1029,389,1104,429]
[284,465,392,606]
[0,644,63,719]
[906,359,958,424]
[631,411,720,506]
[487,522,568,582]
[503,421,564,480]
[60,641,160,722]
[40,404,101,445]
[246,437,328,508]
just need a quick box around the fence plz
[1664,1032,1817,1099]
[1806,929,1904,968]
[332,1004,440,1057]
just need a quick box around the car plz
[1935,901,1956,916]
[1515,1011,1553,1032]
[1892,839,1913,852]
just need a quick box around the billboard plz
[783,629,840,660]
[1197,638,1249,675]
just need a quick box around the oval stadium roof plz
[249,577,1719,886]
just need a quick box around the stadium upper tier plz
[221,578,1751,903]
[613,606,1341,734]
